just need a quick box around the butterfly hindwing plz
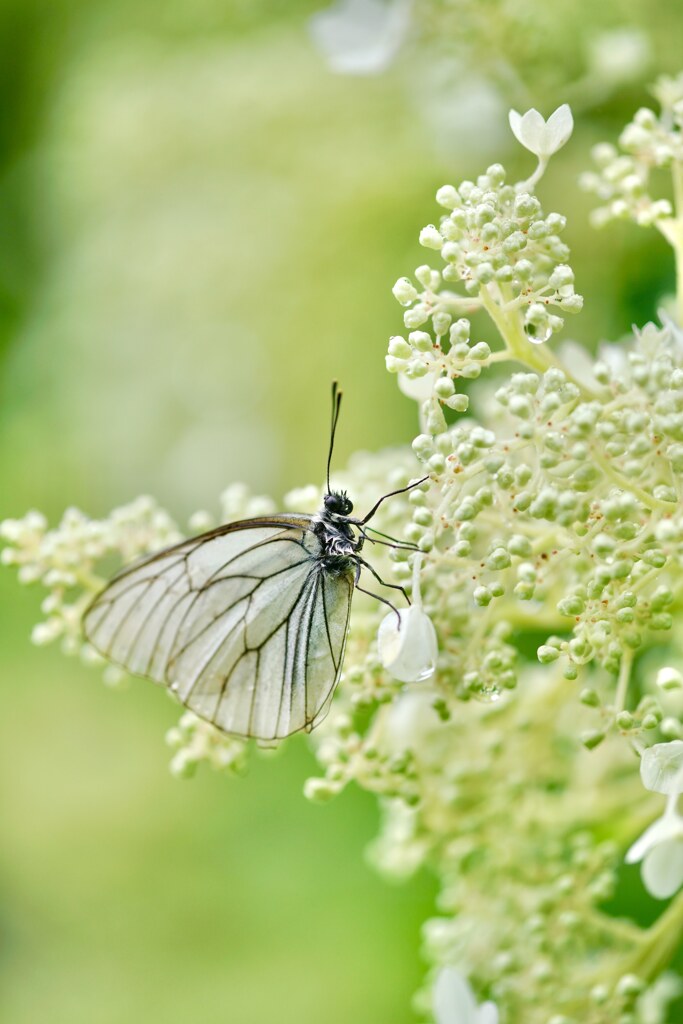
[83,516,354,740]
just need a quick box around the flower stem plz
[614,650,633,715]
[657,159,683,326]
[622,889,683,982]
[478,284,595,397]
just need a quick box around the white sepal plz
[398,370,437,401]
[641,838,683,900]
[309,0,411,76]
[640,741,683,795]
[508,104,574,159]
[378,553,437,683]
[626,807,683,900]
[433,966,499,1024]
[378,604,437,683]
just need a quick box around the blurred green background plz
[1,2,683,1022]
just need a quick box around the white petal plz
[309,0,411,76]
[641,741,683,794]
[398,370,437,401]
[588,29,650,86]
[544,104,574,153]
[508,109,524,146]
[641,839,683,899]
[477,1002,500,1024]
[519,108,547,152]
[556,340,599,390]
[378,604,437,683]
[433,967,478,1024]
[598,341,630,377]
[626,811,683,863]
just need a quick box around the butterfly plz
[84,384,426,741]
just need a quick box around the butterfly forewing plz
[83,515,354,740]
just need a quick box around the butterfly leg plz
[356,556,410,604]
[359,476,430,525]
[353,559,402,625]
[357,527,419,552]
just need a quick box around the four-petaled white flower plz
[378,553,437,683]
[640,740,683,794]
[508,104,574,160]
[433,967,499,1024]
[309,0,412,76]
[626,748,683,899]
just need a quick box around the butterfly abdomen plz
[320,553,355,578]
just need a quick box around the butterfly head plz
[324,490,354,517]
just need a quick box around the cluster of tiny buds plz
[303,710,420,805]
[420,824,639,1023]
[390,162,582,359]
[388,322,683,732]
[580,76,683,229]
[0,498,181,663]
[166,711,247,778]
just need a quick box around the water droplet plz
[524,323,552,345]
[472,684,502,704]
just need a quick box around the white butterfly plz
[84,385,425,741]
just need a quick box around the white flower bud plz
[435,185,460,209]
[388,335,412,358]
[392,276,419,306]
[419,224,444,249]
[188,510,214,533]
[408,330,433,352]
[657,666,683,691]
[549,264,574,293]
[31,620,63,646]
[385,355,405,373]
[404,305,429,329]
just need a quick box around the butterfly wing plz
[83,515,354,740]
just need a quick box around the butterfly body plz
[84,501,363,741]
[312,489,364,576]
[84,385,424,742]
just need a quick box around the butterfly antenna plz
[326,381,343,495]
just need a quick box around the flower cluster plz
[166,711,248,779]
[0,498,181,679]
[386,113,582,434]
[391,162,581,346]
[4,90,683,1024]
[580,74,683,230]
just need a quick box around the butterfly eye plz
[325,493,353,516]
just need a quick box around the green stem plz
[479,284,595,398]
[614,649,633,715]
[622,889,683,982]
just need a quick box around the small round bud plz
[392,277,418,306]
[436,184,460,209]
[419,224,444,249]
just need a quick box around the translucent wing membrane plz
[84,516,353,740]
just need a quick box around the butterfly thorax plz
[312,491,362,576]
